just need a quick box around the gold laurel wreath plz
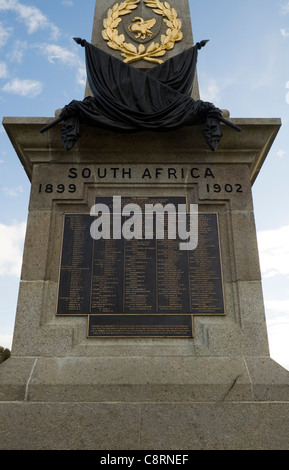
[102,0,183,64]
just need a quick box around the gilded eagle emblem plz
[102,1,183,64]
[128,17,157,40]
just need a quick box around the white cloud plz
[0,221,26,277]
[281,28,289,38]
[0,334,12,349]
[0,0,60,40]
[9,39,27,63]
[276,149,286,158]
[257,225,289,278]
[2,78,43,97]
[0,61,8,79]
[281,2,289,15]
[62,1,74,6]
[265,300,289,314]
[77,67,87,86]
[35,43,86,86]
[200,79,220,103]
[286,81,289,104]
[2,185,23,197]
[267,316,289,371]
[36,43,80,66]
[0,21,12,47]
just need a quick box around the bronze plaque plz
[57,197,225,337]
[88,315,193,338]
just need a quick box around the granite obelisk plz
[1,0,289,450]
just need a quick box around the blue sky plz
[0,1,289,369]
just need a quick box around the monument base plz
[1,354,289,450]
[1,117,288,450]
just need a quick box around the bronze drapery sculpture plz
[41,38,241,150]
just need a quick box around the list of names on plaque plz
[124,238,156,313]
[57,197,225,336]
[157,237,190,313]
[91,237,124,313]
[57,214,93,315]
[189,213,224,314]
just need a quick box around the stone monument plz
[1,0,289,450]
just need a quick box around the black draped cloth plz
[60,39,223,151]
